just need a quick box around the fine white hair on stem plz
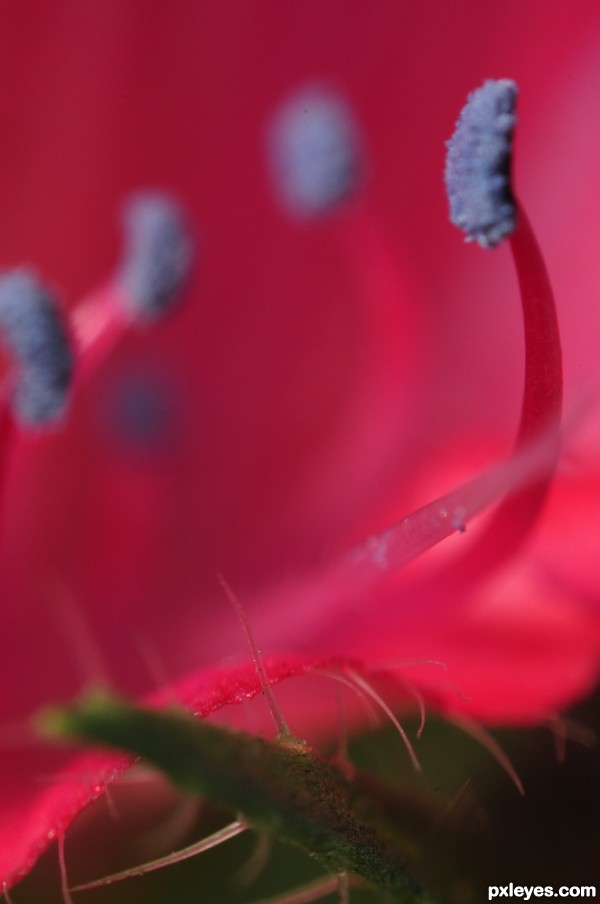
[337,871,351,904]
[58,833,74,904]
[103,784,120,821]
[394,676,427,739]
[50,577,114,690]
[329,674,350,766]
[233,830,273,889]
[314,669,381,730]
[345,669,421,772]
[217,573,294,743]
[365,660,451,738]
[133,793,203,864]
[546,717,597,764]
[316,665,429,764]
[432,779,474,839]
[70,820,246,891]
[133,630,179,706]
[450,714,524,795]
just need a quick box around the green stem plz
[41,691,440,903]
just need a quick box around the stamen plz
[0,269,73,426]
[443,82,562,581]
[118,191,194,322]
[344,80,562,589]
[445,79,517,248]
[267,84,362,218]
[71,191,194,386]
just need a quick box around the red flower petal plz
[1,0,600,892]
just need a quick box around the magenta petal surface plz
[1,0,600,892]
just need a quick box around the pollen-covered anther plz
[445,78,518,248]
[267,83,363,218]
[0,269,74,426]
[118,191,194,322]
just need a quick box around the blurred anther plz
[0,269,74,427]
[118,191,194,322]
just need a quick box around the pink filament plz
[442,202,563,584]
[343,200,563,590]
[512,203,563,441]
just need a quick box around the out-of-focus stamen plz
[118,191,194,322]
[72,190,194,381]
[267,83,362,218]
[0,269,73,427]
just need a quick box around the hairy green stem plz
[41,691,440,903]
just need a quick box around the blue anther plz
[445,79,518,249]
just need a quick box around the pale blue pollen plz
[267,83,362,218]
[119,191,194,322]
[445,79,518,249]
[0,269,73,426]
